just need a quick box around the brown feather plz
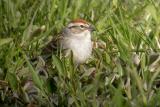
[41,34,63,58]
[71,19,89,24]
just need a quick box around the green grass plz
[0,0,160,106]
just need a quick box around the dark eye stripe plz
[69,25,88,29]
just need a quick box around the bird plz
[43,19,95,64]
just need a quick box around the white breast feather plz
[62,33,92,63]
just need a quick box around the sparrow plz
[43,19,95,64]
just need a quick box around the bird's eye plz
[80,25,85,28]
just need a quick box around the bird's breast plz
[62,37,92,63]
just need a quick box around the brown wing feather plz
[41,35,63,55]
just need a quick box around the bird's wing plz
[41,33,63,61]
[42,35,63,53]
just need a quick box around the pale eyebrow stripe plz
[68,23,89,28]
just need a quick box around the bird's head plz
[63,19,95,39]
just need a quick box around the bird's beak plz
[89,25,96,32]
